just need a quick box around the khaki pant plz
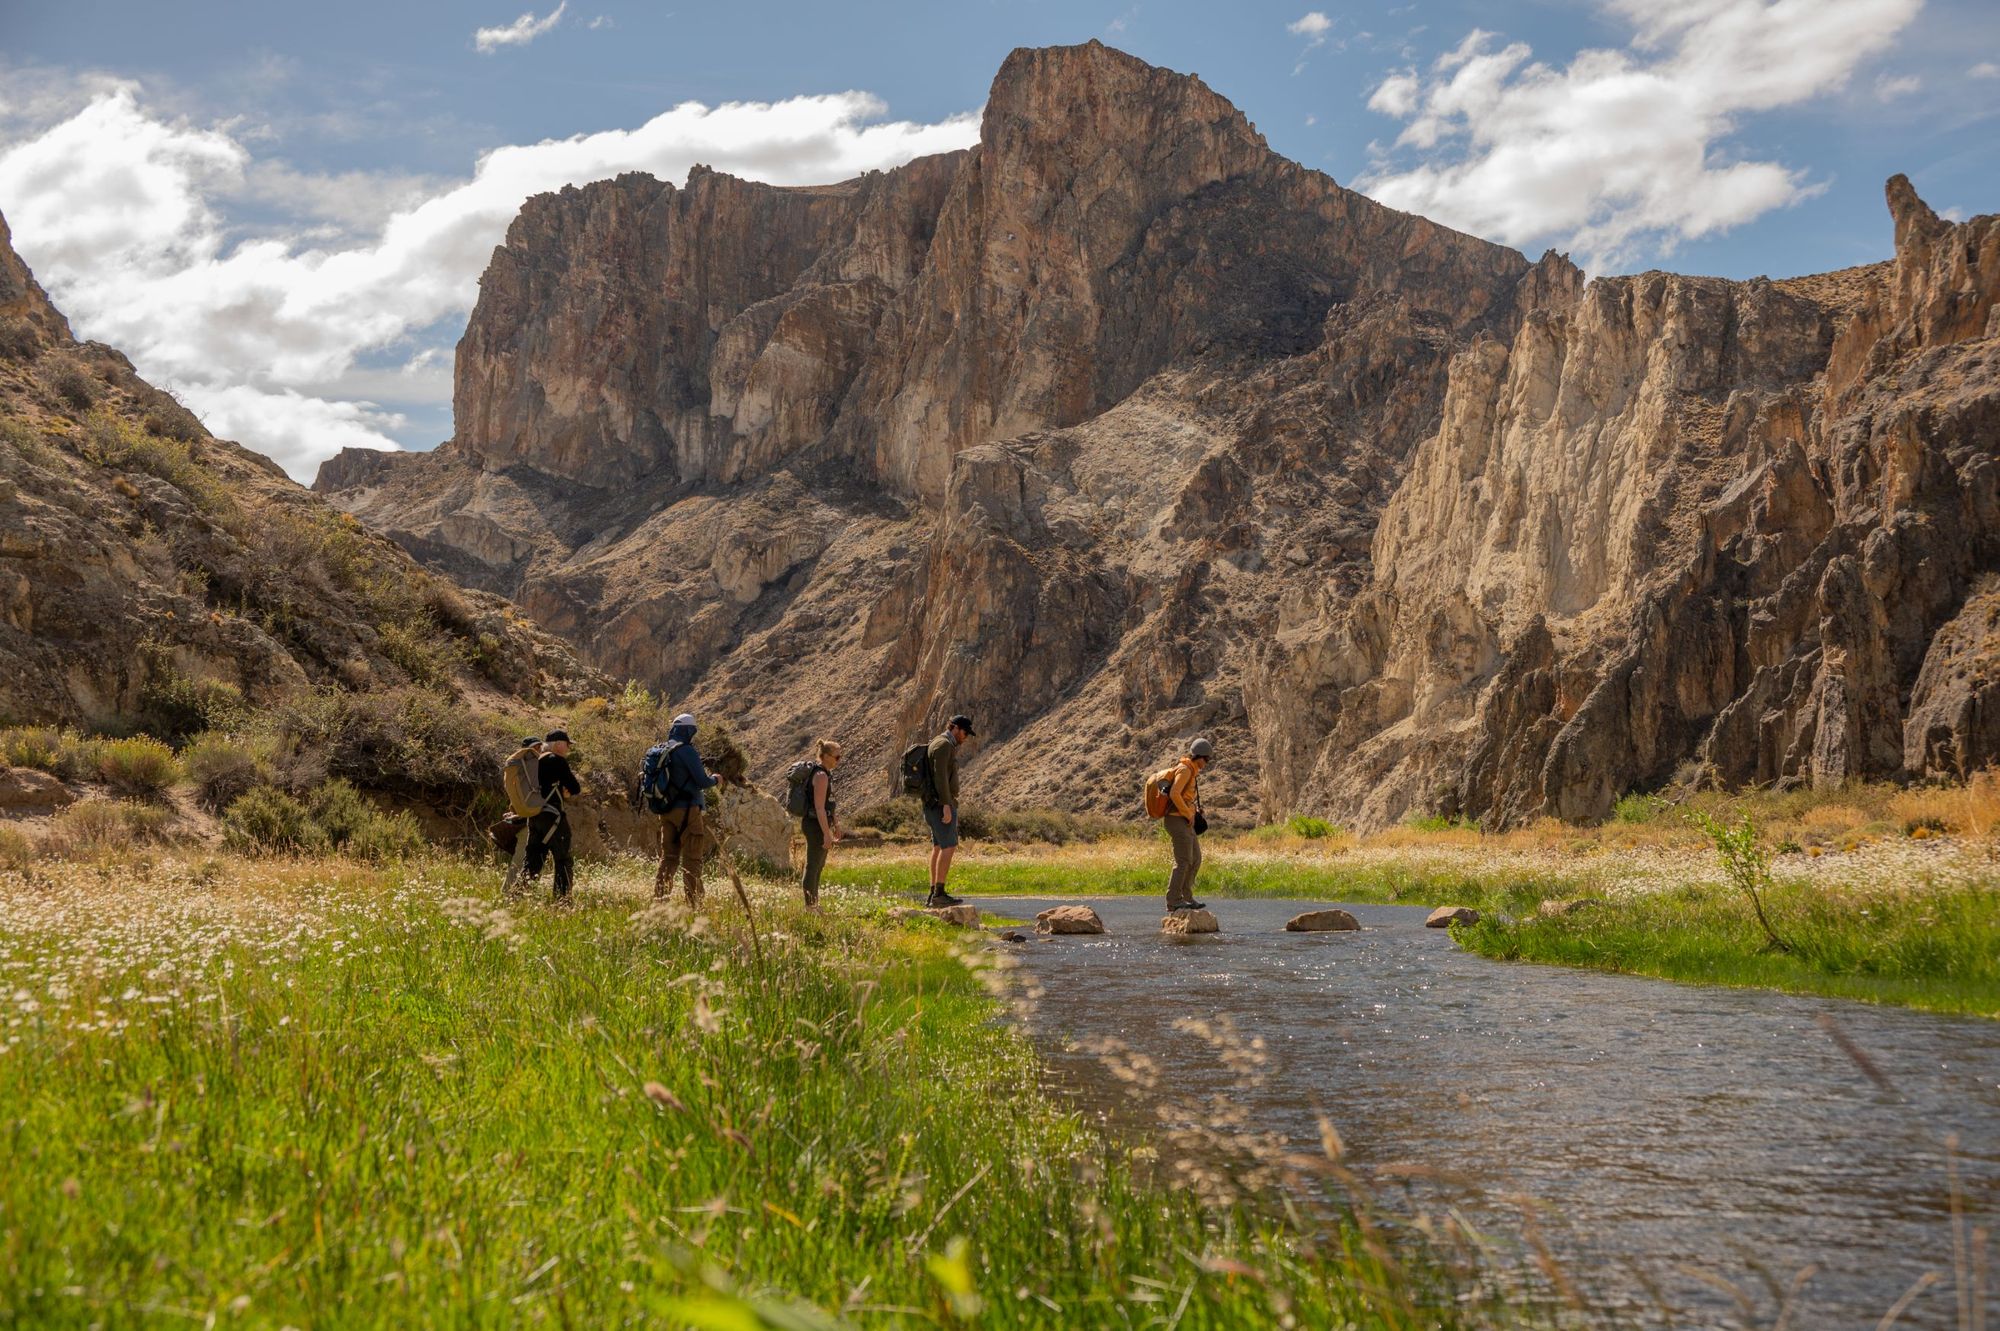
[1165,814,1202,908]
[655,806,708,904]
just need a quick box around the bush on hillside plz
[93,735,181,797]
[182,732,268,812]
[45,800,173,857]
[46,359,97,411]
[0,825,31,872]
[0,725,69,775]
[222,786,329,856]
[138,666,248,744]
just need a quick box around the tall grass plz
[0,855,1531,1328]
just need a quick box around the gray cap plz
[1189,737,1214,759]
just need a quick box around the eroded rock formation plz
[318,42,2000,827]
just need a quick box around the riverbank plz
[824,836,2000,1017]
[0,852,1541,1328]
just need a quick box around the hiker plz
[1157,737,1212,912]
[527,729,581,902]
[789,738,842,908]
[642,712,719,905]
[922,714,975,908]
[500,735,547,895]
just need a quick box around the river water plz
[983,895,2000,1329]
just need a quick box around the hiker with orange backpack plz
[1145,737,1213,911]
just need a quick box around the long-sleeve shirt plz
[536,753,581,813]
[926,733,959,807]
[1165,758,1201,821]
[664,742,718,812]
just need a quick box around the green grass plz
[0,855,1534,1328]
[1460,879,2000,1017]
[824,850,1575,908]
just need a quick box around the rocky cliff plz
[317,42,2000,827]
[0,211,600,732]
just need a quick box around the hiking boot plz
[1185,900,1207,911]
[926,887,963,908]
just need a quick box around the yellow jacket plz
[1165,757,1201,821]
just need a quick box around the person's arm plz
[813,770,837,843]
[1169,764,1196,819]
[938,742,958,821]
[559,757,580,797]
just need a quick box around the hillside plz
[0,210,603,737]
[316,41,2000,828]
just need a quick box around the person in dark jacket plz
[527,729,582,902]
[655,712,719,905]
[922,714,975,907]
[800,738,843,908]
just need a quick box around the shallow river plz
[982,895,2000,1329]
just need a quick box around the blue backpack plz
[638,740,684,814]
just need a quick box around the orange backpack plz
[1142,764,1180,819]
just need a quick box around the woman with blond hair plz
[797,738,843,907]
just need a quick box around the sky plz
[2,0,1995,482]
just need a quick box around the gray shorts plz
[924,803,959,848]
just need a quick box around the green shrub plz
[1612,792,1668,824]
[94,735,181,796]
[346,808,426,863]
[0,825,31,872]
[138,668,247,743]
[181,732,266,812]
[852,797,924,836]
[0,725,68,774]
[306,780,376,848]
[222,786,328,855]
[46,800,172,857]
[377,616,464,689]
[1404,811,1474,833]
[46,359,97,411]
[1286,814,1338,839]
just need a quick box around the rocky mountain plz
[316,41,2000,827]
[0,211,601,734]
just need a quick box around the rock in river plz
[1161,908,1219,935]
[1286,908,1359,932]
[1036,905,1106,935]
[1425,906,1480,928]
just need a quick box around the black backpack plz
[899,742,932,801]
[784,760,824,818]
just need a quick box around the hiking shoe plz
[1183,900,1207,911]
[926,888,964,908]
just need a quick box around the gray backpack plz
[784,760,824,817]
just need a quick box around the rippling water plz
[984,894,2000,1329]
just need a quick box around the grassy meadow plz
[0,852,1552,1329]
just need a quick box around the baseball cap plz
[950,713,977,737]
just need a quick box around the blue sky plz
[2,0,1995,479]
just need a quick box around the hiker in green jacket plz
[923,714,975,907]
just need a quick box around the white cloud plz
[1355,0,1922,268]
[1971,61,2000,79]
[0,82,980,480]
[1874,72,1921,100]
[1288,11,1333,39]
[586,15,614,30]
[474,2,568,54]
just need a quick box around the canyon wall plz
[318,42,2000,826]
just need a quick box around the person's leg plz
[801,818,825,907]
[523,811,556,883]
[502,820,530,894]
[1165,816,1195,909]
[655,811,683,900]
[1188,828,1204,904]
[936,844,956,885]
[549,814,573,901]
[927,838,941,890]
[680,808,707,907]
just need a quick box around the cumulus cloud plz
[1971,61,2000,79]
[1355,0,1923,268]
[0,82,979,479]
[474,3,567,54]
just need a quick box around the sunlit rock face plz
[317,42,2000,828]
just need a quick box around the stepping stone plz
[1035,905,1105,935]
[1286,908,1359,932]
[1161,908,1219,934]
[1425,905,1480,928]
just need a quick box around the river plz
[983,895,2000,1329]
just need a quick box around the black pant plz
[525,809,573,899]
[801,818,827,905]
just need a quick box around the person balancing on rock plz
[1146,737,1212,912]
[918,714,975,908]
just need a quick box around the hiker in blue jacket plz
[653,712,719,904]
